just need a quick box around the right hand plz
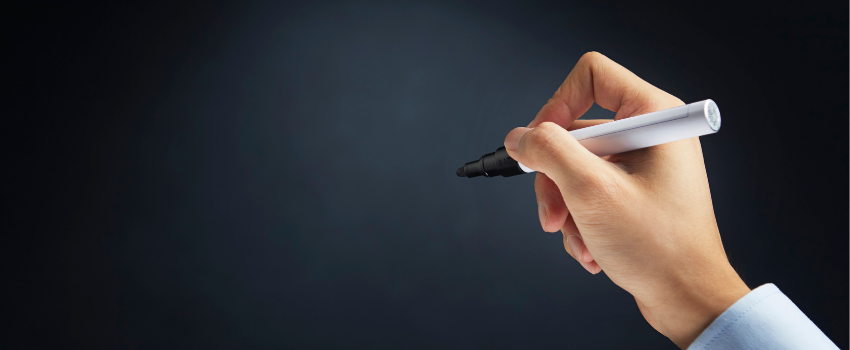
[503,52,750,349]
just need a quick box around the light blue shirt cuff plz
[688,283,838,350]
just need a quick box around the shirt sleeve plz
[687,283,839,350]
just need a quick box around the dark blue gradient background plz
[4,1,847,348]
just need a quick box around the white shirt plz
[688,283,838,350]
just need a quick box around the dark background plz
[3,1,847,348]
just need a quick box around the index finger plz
[527,52,685,128]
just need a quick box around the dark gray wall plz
[4,1,847,348]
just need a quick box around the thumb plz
[504,122,617,198]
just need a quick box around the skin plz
[503,52,751,349]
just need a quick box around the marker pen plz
[456,99,721,178]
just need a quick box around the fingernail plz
[580,245,594,263]
[579,260,599,275]
[570,235,595,263]
[537,201,548,231]
[504,127,531,152]
[567,235,583,259]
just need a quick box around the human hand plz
[503,52,750,348]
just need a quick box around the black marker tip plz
[457,146,526,179]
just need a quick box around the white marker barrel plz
[517,99,721,173]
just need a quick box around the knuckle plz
[522,123,570,174]
[574,208,610,228]
[525,122,563,154]
[580,51,604,63]
[534,121,562,135]
[579,51,607,68]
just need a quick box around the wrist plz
[645,264,750,349]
